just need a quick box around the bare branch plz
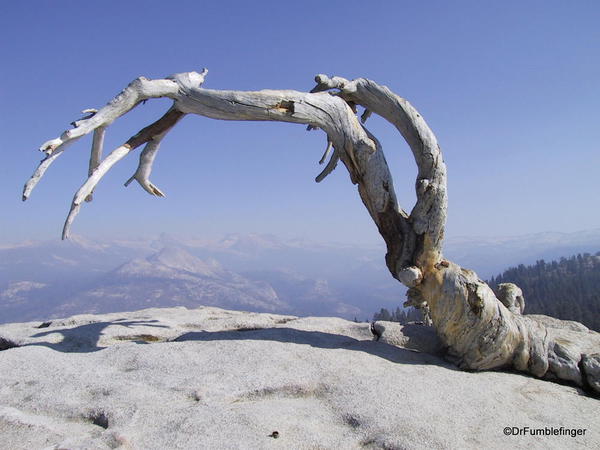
[85,119,105,202]
[41,77,181,156]
[123,107,186,197]
[24,108,103,201]
[22,150,66,201]
[62,144,130,240]
[62,107,185,239]
[360,109,372,124]
[319,137,333,165]
[315,148,339,183]
[124,140,165,197]
[23,77,188,201]
[311,74,447,264]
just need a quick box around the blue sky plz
[1,1,599,245]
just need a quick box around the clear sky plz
[1,0,599,245]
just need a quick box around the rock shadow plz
[12,320,456,369]
[173,327,456,368]
[22,319,169,353]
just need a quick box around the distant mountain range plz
[444,229,600,279]
[1,229,599,324]
[48,246,287,318]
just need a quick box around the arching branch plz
[310,75,447,272]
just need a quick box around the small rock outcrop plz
[497,283,525,315]
[371,321,444,355]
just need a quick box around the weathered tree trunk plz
[23,71,600,393]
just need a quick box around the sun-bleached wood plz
[23,70,600,393]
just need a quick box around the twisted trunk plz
[24,71,600,393]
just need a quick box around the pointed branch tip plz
[361,109,372,123]
[315,150,339,183]
[319,138,333,165]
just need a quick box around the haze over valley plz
[2,229,599,324]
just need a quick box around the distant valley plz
[1,229,599,324]
[0,233,394,323]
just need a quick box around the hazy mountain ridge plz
[1,229,599,324]
[118,247,227,280]
[241,269,361,318]
[444,228,600,279]
[36,246,288,319]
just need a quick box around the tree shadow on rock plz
[23,319,169,353]
[174,327,457,369]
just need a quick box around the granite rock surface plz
[0,306,597,449]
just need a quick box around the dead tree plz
[23,71,600,393]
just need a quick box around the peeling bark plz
[23,70,600,394]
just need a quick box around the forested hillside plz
[372,307,423,324]
[488,252,600,331]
